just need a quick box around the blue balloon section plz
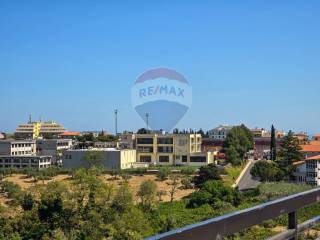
[135,100,189,131]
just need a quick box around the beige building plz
[250,128,271,138]
[0,140,36,156]
[135,133,213,166]
[119,133,136,149]
[15,120,66,139]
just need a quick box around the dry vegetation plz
[0,173,194,213]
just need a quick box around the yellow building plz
[135,133,214,166]
[15,120,66,139]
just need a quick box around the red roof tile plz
[60,131,81,136]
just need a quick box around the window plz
[140,156,151,162]
[137,147,153,153]
[158,146,173,153]
[157,138,173,144]
[137,138,153,144]
[159,156,169,162]
[190,156,206,163]
[182,155,188,162]
[13,159,20,164]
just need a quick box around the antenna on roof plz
[114,109,118,135]
[29,114,32,124]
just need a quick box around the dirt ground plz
[0,174,194,212]
[100,174,194,202]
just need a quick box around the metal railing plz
[146,188,320,240]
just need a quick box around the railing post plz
[288,211,298,240]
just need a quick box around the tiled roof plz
[60,131,81,136]
[305,155,320,161]
[300,145,320,152]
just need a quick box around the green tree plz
[223,125,254,165]
[168,174,180,203]
[111,183,133,213]
[270,125,277,161]
[137,180,158,210]
[137,128,150,134]
[188,180,242,208]
[277,130,303,176]
[193,164,221,188]
[156,190,167,202]
[107,207,153,240]
[157,168,170,181]
[251,161,284,182]
[21,193,35,211]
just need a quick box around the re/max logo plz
[139,86,185,98]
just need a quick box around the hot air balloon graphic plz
[131,67,192,131]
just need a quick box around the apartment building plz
[294,155,320,186]
[15,120,66,139]
[119,133,136,149]
[293,132,309,144]
[135,133,213,166]
[36,139,73,165]
[62,148,136,170]
[250,128,271,138]
[313,134,320,141]
[0,140,36,156]
[94,141,119,149]
[0,133,5,140]
[208,125,233,140]
[0,155,51,169]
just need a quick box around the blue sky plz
[1,1,319,134]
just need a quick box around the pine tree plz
[270,125,277,161]
[277,130,303,176]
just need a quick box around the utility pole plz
[114,109,118,135]
[145,113,149,130]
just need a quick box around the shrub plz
[193,164,221,188]
[251,161,284,182]
[157,168,170,181]
[188,180,242,208]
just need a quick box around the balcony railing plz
[146,188,320,240]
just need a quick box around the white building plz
[250,128,271,138]
[208,125,233,140]
[294,155,320,186]
[62,148,136,170]
[0,155,51,169]
[94,141,119,149]
[36,139,73,165]
[0,140,36,156]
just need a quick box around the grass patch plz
[222,162,247,186]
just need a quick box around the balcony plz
[146,188,320,240]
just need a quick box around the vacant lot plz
[0,173,194,212]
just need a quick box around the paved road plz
[237,160,261,191]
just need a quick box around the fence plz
[146,188,320,240]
